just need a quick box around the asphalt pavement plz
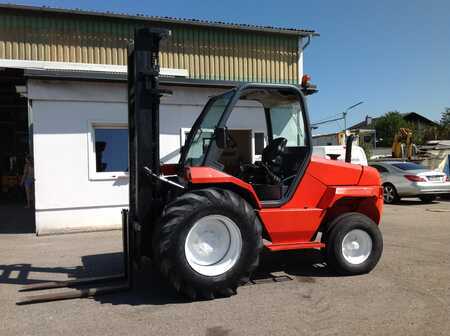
[1,199,449,336]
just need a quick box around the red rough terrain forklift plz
[19,28,383,304]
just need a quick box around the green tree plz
[360,141,373,160]
[407,122,424,145]
[437,108,450,139]
[375,111,408,147]
[441,107,450,127]
[406,122,438,145]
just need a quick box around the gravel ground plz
[1,199,449,336]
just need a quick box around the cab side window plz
[270,102,306,147]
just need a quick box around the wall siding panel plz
[0,10,300,83]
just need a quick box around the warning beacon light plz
[300,74,318,95]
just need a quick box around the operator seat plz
[261,137,287,178]
[239,137,288,201]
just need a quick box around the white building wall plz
[312,133,343,146]
[28,79,265,235]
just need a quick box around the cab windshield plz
[184,91,233,166]
[180,84,311,201]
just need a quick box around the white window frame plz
[180,127,191,147]
[87,121,129,180]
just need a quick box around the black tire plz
[324,212,383,275]
[320,212,358,256]
[383,183,399,204]
[152,188,262,300]
[419,195,436,203]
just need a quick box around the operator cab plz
[180,84,312,202]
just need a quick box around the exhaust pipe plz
[345,135,354,163]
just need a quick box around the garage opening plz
[0,68,35,234]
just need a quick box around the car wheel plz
[383,183,399,204]
[419,195,436,203]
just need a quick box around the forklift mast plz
[17,28,171,305]
[127,28,170,262]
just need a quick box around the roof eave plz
[0,3,318,37]
[22,68,253,88]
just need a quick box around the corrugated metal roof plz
[0,3,318,37]
[0,4,316,84]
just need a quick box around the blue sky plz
[13,0,450,133]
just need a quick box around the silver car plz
[369,161,450,204]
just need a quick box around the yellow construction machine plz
[392,128,414,160]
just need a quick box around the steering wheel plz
[238,137,287,185]
[262,137,287,167]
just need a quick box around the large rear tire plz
[324,213,383,275]
[153,188,262,300]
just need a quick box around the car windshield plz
[184,91,234,166]
[391,162,425,170]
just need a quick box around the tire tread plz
[324,212,383,275]
[153,188,262,300]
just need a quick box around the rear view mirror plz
[215,127,227,149]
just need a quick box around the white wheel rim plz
[341,229,372,265]
[185,215,242,276]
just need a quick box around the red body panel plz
[161,163,178,175]
[185,157,383,251]
[186,167,261,208]
[266,241,325,251]
[259,171,327,243]
[308,155,363,185]
[259,207,324,243]
[358,165,382,185]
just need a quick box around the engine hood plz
[308,155,363,186]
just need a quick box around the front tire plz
[324,213,383,275]
[153,188,262,300]
[383,183,399,204]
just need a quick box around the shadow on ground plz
[94,249,333,306]
[5,248,333,306]
[390,196,450,206]
[0,252,123,287]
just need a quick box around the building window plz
[88,123,128,180]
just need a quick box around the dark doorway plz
[0,68,35,234]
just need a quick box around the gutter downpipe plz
[297,34,313,83]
